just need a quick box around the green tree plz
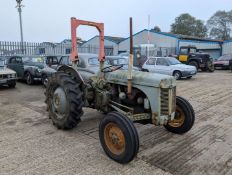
[207,10,232,40]
[171,13,207,37]
[153,26,161,32]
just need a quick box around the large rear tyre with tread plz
[99,111,139,164]
[164,96,195,134]
[45,71,84,130]
[189,61,198,71]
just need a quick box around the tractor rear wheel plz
[164,96,195,134]
[45,71,83,130]
[189,61,198,71]
[99,111,139,164]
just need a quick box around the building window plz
[180,48,188,55]
[39,48,45,54]
[65,48,71,54]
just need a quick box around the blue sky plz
[0,0,231,42]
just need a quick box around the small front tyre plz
[8,80,16,88]
[26,72,34,85]
[99,111,139,164]
[207,62,215,72]
[42,74,48,87]
[164,96,195,134]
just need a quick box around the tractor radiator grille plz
[160,87,176,115]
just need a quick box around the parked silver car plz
[0,57,17,88]
[142,57,197,80]
[106,56,141,71]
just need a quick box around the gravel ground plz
[0,71,231,175]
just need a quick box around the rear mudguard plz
[57,65,85,84]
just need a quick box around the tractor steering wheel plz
[101,65,123,73]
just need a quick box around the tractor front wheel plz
[8,80,16,88]
[42,74,48,87]
[45,72,84,130]
[99,111,139,164]
[26,72,34,85]
[164,96,195,134]
[207,61,215,72]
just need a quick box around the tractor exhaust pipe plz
[127,17,133,95]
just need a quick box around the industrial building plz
[81,36,125,55]
[82,29,232,59]
[118,29,223,59]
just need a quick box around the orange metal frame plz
[71,17,105,62]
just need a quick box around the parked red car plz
[214,54,232,70]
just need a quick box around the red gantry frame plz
[71,17,105,63]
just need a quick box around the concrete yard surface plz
[0,71,232,175]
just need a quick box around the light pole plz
[16,0,24,54]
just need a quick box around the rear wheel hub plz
[52,87,68,120]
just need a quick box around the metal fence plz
[0,41,176,58]
[0,41,114,56]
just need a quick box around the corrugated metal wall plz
[118,30,177,52]
[222,41,232,55]
[200,49,221,60]
[78,30,232,58]
[81,36,118,55]
[179,40,221,50]
[179,40,221,59]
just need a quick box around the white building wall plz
[82,31,227,57]
[179,40,221,50]
[222,41,232,55]
[81,36,118,55]
[118,30,177,52]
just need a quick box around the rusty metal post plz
[127,17,133,95]
[71,18,78,61]
[70,18,105,72]
[97,23,105,73]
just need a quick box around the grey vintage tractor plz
[45,18,195,164]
